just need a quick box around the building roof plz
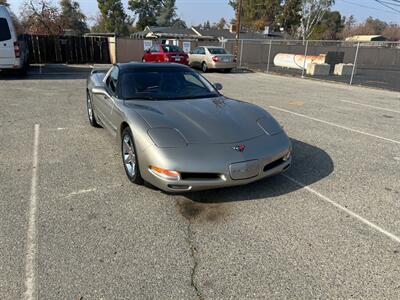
[345,35,387,42]
[192,27,289,40]
[131,26,217,40]
[130,26,290,41]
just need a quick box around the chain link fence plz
[222,39,400,92]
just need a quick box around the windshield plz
[121,69,219,100]
[162,45,183,53]
[208,48,228,55]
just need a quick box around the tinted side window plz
[106,67,119,96]
[208,48,227,55]
[198,48,205,55]
[0,18,11,42]
[162,45,182,53]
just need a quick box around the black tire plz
[223,68,232,73]
[202,62,208,73]
[121,127,144,185]
[16,63,28,76]
[86,92,101,128]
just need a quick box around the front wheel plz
[121,127,143,185]
[87,92,101,127]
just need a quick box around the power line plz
[380,0,400,7]
[337,0,399,14]
[374,0,400,14]
[381,0,400,5]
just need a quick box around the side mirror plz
[92,86,108,96]
[214,83,223,91]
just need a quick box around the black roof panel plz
[117,62,192,73]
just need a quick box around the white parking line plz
[24,124,40,300]
[339,99,400,114]
[283,174,400,244]
[269,106,400,145]
[65,188,97,198]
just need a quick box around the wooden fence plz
[25,35,111,64]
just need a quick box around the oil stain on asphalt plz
[176,195,229,223]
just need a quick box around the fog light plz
[283,152,291,162]
[149,166,180,181]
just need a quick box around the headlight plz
[147,128,187,148]
[149,166,180,181]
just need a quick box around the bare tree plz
[299,0,334,41]
[21,0,64,35]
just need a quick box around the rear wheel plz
[16,62,28,76]
[202,62,208,73]
[86,92,101,127]
[121,127,143,185]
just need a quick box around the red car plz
[142,44,189,65]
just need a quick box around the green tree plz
[0,0,9,6]
[97,0,131,35]
[364,17,387,35]
[60,0,88,34]
[309,10,344,40]
[157,0,176,26]
[276,0,302,35]
[214,17,227,30]
[229,0,282,31]
[203,20,211,29]
[128,0,161,30]
[171,18,186,28]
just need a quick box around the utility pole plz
[235,0,243,60]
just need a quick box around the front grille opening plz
[263,158,285,172]
[180,172,221,181]
[168,185,191,190]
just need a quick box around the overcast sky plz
[9,0,400,25]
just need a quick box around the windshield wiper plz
[173,94,219,100]
[125,96,158,101]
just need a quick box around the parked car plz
[142,44,189,65]
[189,46,236,73]
[0,5,29,75]
[86,63,292,193]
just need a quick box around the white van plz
[0,5,29,75]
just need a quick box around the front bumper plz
[139,132,291,192]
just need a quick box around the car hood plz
[125,97,280,144]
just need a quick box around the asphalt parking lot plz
[1,64,400,299]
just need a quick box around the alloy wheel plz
[122,133,136,178]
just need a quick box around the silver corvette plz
[86,63,292,192]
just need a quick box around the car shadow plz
[0,64,96,81]
[193,68,254,75]
[179,138,334,204]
